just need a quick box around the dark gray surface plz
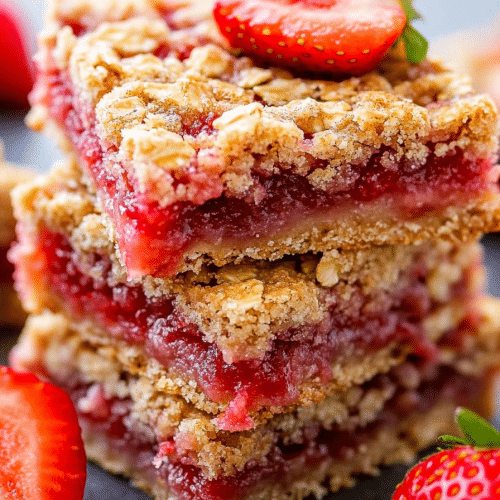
[84,463,151,500]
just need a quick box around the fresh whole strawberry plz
[0,0,34,107]
[213,0,427,76]
[392,408,500,500]
[0,367,87,499]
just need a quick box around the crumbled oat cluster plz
[0,152,34,326]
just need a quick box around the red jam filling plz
[71,368,481,500]
[29,229,473,428]
[34,65,495,278]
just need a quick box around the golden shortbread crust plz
[0,148,34,245]
[0,151,34,325]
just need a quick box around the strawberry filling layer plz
[71,368,481,500]
[14,228,478,428]
[33,67,497,277]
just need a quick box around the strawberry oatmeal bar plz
[29,0,500,278]
[10,0,500,499]
[0,152,33,325]
[11,305,500,500]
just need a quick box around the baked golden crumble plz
[0,149,35,245]
[0,151,34,325]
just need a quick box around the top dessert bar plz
[30,0,500,278]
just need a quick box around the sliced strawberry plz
[0,367,87,500]
[0,0,34,107]
[392,408,500,500]
[213,0,407,75]
[393,446,500,500]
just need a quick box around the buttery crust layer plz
[0,152,34,325]
[0,284,26,326]
[180,195,500,270]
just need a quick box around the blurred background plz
[2,1,500,499]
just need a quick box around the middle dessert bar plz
[29,0,500,278]
[10,160,492,427]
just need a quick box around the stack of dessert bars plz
[9,1,500,499]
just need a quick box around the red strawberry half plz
[392,408,500,500]
[0,0,34,108]
[213,0,407,75]
[0,367,87,500]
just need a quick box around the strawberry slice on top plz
[213,0,407,75]
[0,367,87,500]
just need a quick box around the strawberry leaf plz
[399,1,428,64]
[402,25,428,63]
[455,407,500,448]
[400,0,420,22]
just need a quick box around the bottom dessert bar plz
[11,299,500,500]
[82,393,480,500]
